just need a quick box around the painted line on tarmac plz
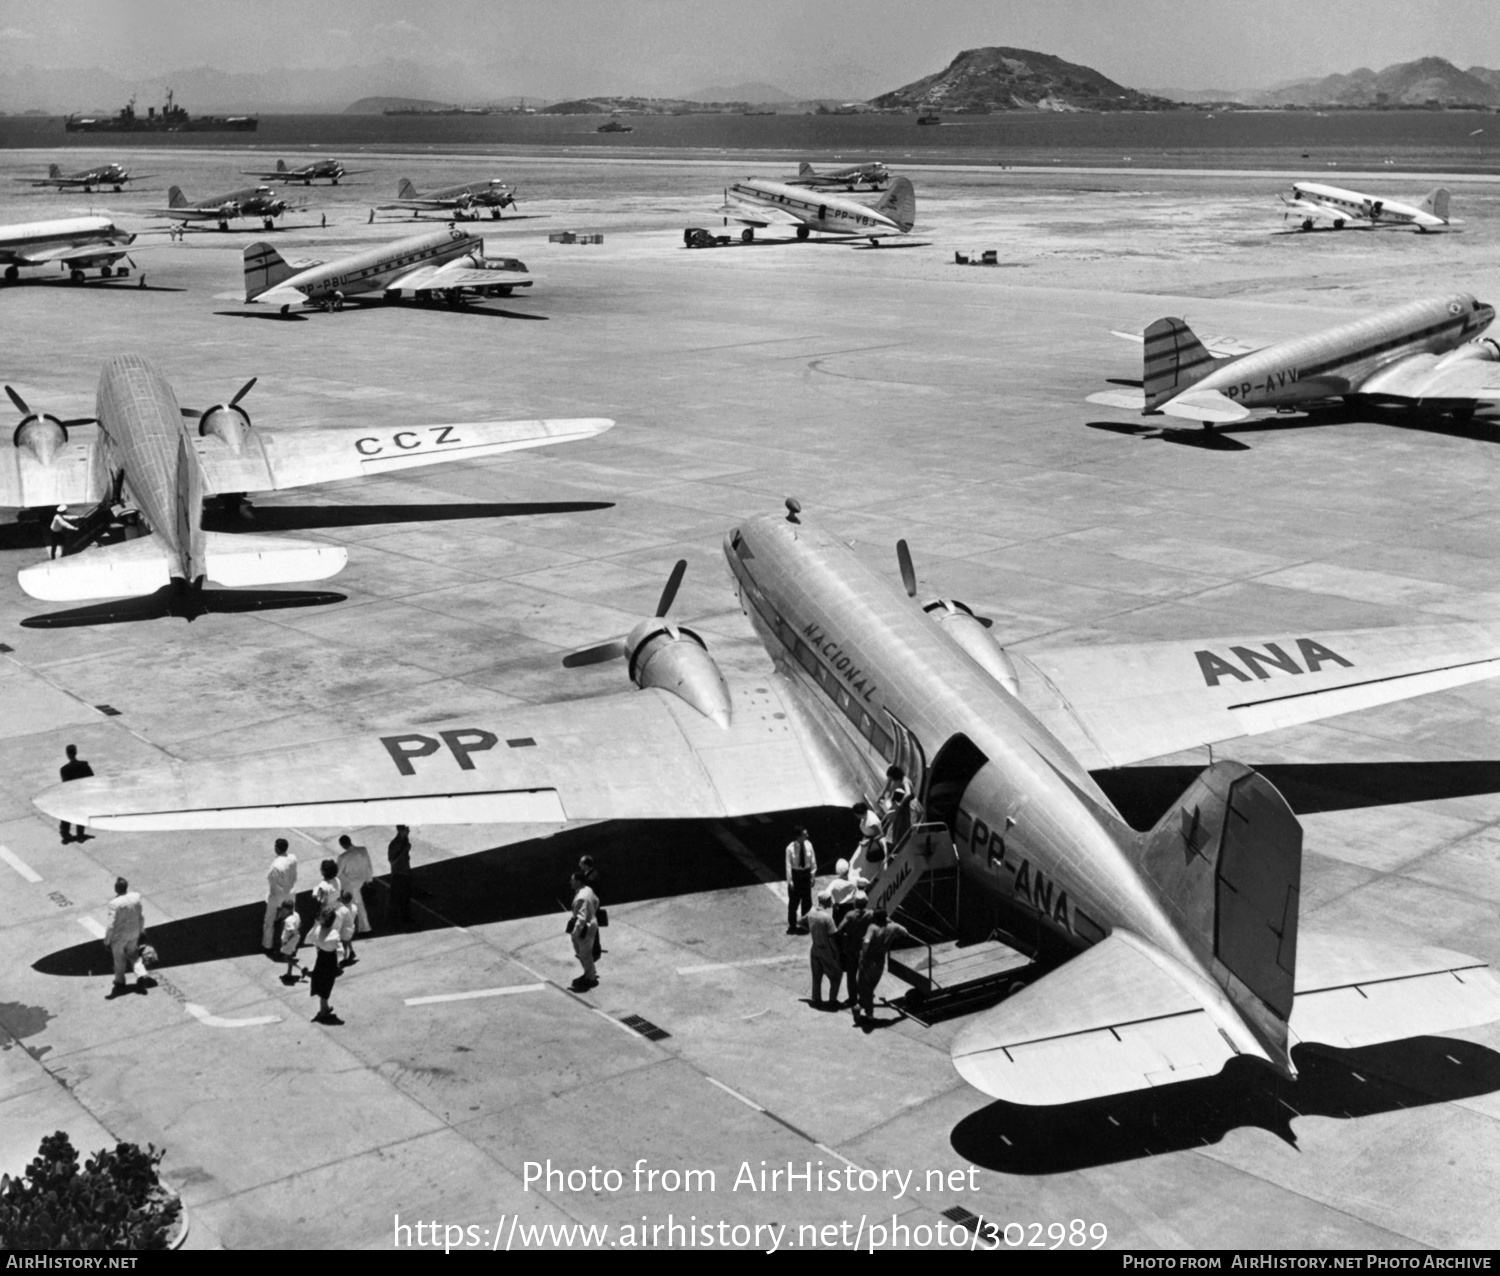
[814,1143,864,1174]
[405,983,546,1006]
[184,1002,282,1028]
[709,828,787,903]
[676,954,802,975]
[706,1076,764,1111]
[707,1082,863,1171]
[77,917,106,939]
[0,845,42,883]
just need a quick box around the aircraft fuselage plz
[1191,294,1495,411]
[280,227,485,301]
[728,179,903,237]
[1292,182,1440,228]
[723,514,1286,1072]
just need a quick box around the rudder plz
[1143,317,1222,411]
[798,161,814,176]
[243,241,296,300]
[1421,187,1451,222]
[397,177,419,200]
[276,159,287,173]
[48,164,62,178]
[871,176,916,232]
[1136,760,1300,1019]
[167,185,187,209]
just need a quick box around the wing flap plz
[195,417,614,493]
[32,675,862,831]
[0,439,102,508]
[1013,621,1500,770]
[950,933,1238,1104]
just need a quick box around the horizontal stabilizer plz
[203,531,346,588]
[19,535,173,601]
[1086,388,1146,412]
[1291,932,1500,1049]
[951,931,1239,1105]
[1159,388,1251,422]
[249,286,309,309]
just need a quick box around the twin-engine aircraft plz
[0,216,137,284]
[785,160,890,191]
[149,184,291,232]
[2,354,613,608]
[35,503,1500,1105]
[1279,181,1457,232]
[242,226,534,313]
[16,163,155,192]
[377,177,518,220]
[242,158,370,186]
[1088,292,1500,427]
[718,176,916,243]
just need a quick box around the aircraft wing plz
[950,930,1500,1104]
[386,261,535,292]
[377,199,454,212]
[1281,195,1365,224]
[1010,621,1500,770]
[32,674,862,831]
[1355,352,1500,401]
[719,199,803,228]
[0,434,105,508]
[21,242,135,267]
[192,416,612,494]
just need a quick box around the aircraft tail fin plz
[1137,760,1300,1020]
[276,159,287,173]
[397,177,419,200]
[1142,317,1228,410]
[1420,186,1451,222]
[202,531,346,588]
[48,164,62,179]
[798,161,814,176]
[167,184,187,209]
[243,241,297,301]
[871,176,916,232]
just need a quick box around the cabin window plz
[795,639,818,675]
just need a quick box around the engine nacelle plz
[924,600,1019,696]
[626,619,731,728]
[1434,338,1500,370]
[12,415,68,466]
[198,403,251,454]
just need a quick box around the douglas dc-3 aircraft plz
[243,226,534,312]
[16,162,155,192]
[242,158,371,186]
[1280,181,1457,232]
[2,354,612,607]
[0,216,137,283]
[35,503,1500,1105]
[150,184,291,233]
[785,160,890,191]
[377,177,518,220]
[1088,292,1500,427]
[718,176,916,243]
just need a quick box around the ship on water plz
[65,89,257,133]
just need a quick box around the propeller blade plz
[562,639,627,668]
[655,559,687,618]
[180,408,202,419]
[58,417,97,427]
[230,377,257,407]
[5,385,30,415]
[896,539,917,598]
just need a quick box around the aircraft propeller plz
[5,385,96,428]
[896,537,995,628]
[181,376,256,421]
[562,559,687,668]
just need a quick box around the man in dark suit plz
[58,744,94,844]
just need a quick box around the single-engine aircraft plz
[718,176,916,244]
[1087,292,1500,427]
[785,160,890,191]
[16,162,155,192]
[376,177,517,220]
[1279,181,1457,232]
[0,216,137,284]
[34,502,1500,1105]
[1,354,612,607]
[242,226,534,313]
[148,184,292,233]
[242,158,370,186]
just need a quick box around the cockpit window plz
[731,530,753,558]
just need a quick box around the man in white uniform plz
[335,834,374,936]
[104,877,145,997]
[263,837,298,950]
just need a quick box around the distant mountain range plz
[869,47,1176,113]
[680,82,796,104]
[1160,57,1500,108]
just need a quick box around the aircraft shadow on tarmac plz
[1094,759,1500,829]
[950,1033,1500,1173]
[32,809,854,978]
[1086,405,1500,451]
[19,584,348,628]
[3,279,184,293]
[202,499,614,534]
[214,302,547,321]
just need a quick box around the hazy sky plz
[3,0,1499,96]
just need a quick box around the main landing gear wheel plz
[69,269,84,283]
[795,225,810,241]
[99,265,112,277]
[217,220,230,232]
[263,218,274,230]
[5,265,19,282]
[491,209,502,219]
[1301,218,1314,231]
[741,228,754,243]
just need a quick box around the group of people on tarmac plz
[787,766,914,1026]
[261,827,414,1024]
